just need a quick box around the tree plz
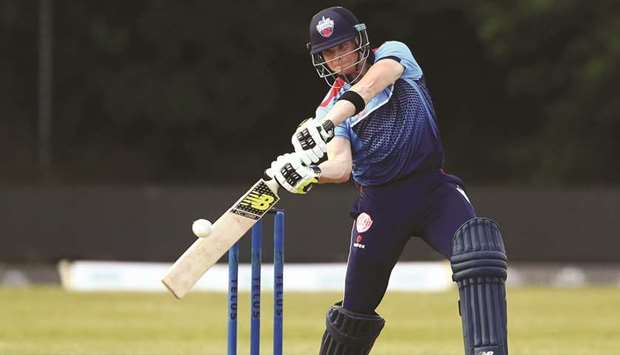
[467,1,620,183]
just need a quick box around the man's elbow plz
[336,167,352,183]
[336,173,351,183]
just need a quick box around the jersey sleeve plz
[374,41,423,81]
[334,119,351,140]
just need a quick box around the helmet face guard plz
[310,24,370,87]
[307,7,371,88]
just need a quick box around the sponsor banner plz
[58,260,453,292]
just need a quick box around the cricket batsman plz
[267,6,509,355]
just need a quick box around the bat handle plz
[263,169,280,193]
[263,168,275,181]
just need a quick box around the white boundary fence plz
[57,260,453,292]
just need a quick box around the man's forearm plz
[321,99,356,127]
[351,59,403,102]
[318,159,351,184]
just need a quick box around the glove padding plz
[267,153,321,194]
[291,118,335,166]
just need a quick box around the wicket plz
[227,209,284,355]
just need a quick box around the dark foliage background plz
[2,0,619,185]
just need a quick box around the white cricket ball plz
[192,219,213,238]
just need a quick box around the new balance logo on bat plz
[241,193,275,211]
[478,352,494,355]
[231,180,279,220]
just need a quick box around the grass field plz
[1,287,619,355]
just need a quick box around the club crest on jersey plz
[316,16,335,38]
[356,212,373,233]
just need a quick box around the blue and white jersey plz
[315,41,444,186]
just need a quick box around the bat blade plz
[162,178,279,299]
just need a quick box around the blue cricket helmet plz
[307,6,371,86]
[308,6,362,54]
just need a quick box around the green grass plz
[0,287,619,354]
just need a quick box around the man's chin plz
[336,69,357,78]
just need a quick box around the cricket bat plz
[162,177,280,299]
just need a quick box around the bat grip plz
[263,169,281,193]
[263,169,275,181]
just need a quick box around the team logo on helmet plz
[316,16,335,38]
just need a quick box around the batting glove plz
[291,118,335,166]
[266,153,321,194]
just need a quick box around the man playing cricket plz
[268,6,509,355]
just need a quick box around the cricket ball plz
[192,219,213,238]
